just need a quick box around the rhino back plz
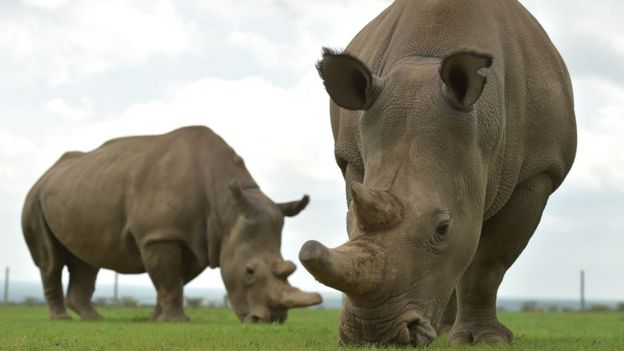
[336,0,576,219]
[35,126,253,273]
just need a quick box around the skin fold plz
[22,126,322,322]
[300,0,576,346]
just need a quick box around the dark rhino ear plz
[316,48,384,111]
[440,50,493,109]
[277,195,309,217]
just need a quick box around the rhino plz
[22,126,322,322]
[299,0,576,346]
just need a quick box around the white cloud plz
[227,30,316,71]
[193,0,391,73]
[22,0,69,10]
[524,0,624,46]
[564,77,624,191]
[0,127,40,201]
[45,97,95,122]
[0,0,192,86]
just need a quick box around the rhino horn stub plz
[276,285,323,309]
[350,182,403,232]
[273,260,297,279]
[299,239,385,296]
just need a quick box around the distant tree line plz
[507,300,624,313]
[7,295,231,309]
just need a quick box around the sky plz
[0,0,622,302]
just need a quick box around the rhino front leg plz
[148,259,203,322]
[450,174,553,345]
[436,290,457,334]
[66,254,102,320]
[141,241,188,322]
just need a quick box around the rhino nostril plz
[244,313,265,324]
[271,311,287,324]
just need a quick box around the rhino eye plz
[245,265,255,275]
[436,221,450,236]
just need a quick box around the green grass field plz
[0,306,622,350]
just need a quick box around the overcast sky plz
[0,0,622,302]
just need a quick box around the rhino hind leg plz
[40,257,71,320]
[141,241,188,322]
[23,214,71,320]
[450,174,554,345]
[66,254,101,320]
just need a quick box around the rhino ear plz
[229,180,256,218]
[440,50,493,109]
[316,48,384,111]
[277,195,309,217]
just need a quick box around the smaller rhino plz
[22,126,322,322]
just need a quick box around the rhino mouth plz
[241,309,287,324]
[339,306,438,346]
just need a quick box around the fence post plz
[113,272,119,305]
[580,270,585,312]
[3,267,8,304]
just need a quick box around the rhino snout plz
[406,318,438,346]
[243,307,287,324]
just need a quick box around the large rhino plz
[22,126,322,322]
[299,0,576,346]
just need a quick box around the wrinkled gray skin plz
[299,0,576,346]
[22,126,322,322]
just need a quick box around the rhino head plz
[220,181,322,323]
[300,48,494,345]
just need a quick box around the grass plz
[0,306,623,350]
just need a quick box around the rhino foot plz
[67,299,102,320]
[449,320,512,345]
[79,310,103,320]
[151,306,189,322]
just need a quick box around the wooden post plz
[580,270,585,312]
[3,267,8,304]
[113,272,119,304]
